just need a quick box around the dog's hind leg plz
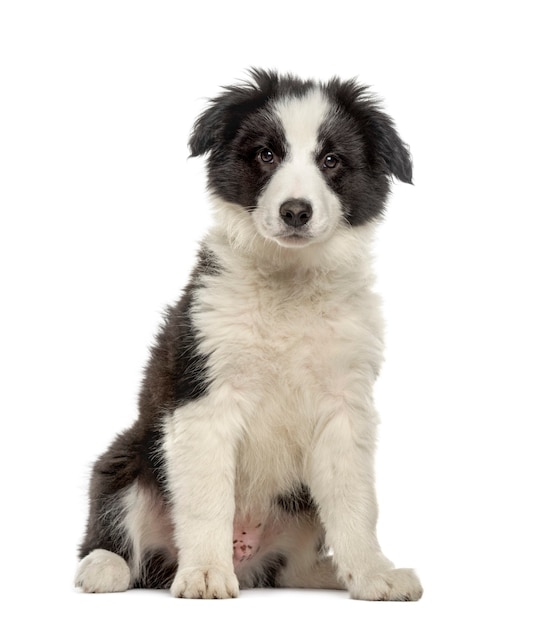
[279,554,346,590]
[270,516,346,591]
[75,480,135,593]
[76,429,144,593]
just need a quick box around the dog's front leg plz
[309,396,423,601]
[164,398,242,599]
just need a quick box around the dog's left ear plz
[365,108,413,184]
[330,78,413,184]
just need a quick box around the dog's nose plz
[279,199,313,228]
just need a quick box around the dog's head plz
[190,69,412,250]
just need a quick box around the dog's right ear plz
[189,97,231,157]
[189,69,279,158]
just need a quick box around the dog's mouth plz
[273,232,314,248]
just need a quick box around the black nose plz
[279,199,313,228]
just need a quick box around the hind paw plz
[75,549,131,593]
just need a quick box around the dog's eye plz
[322,154,339,169]
[259,148,275,164]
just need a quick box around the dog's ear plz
[189,96,233,157]
[329,78,413,184]
[189,69,279,158]
[364,108,413,184]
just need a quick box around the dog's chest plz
[194,262,383,418]
[192,261,382,504]
[197,269,363,389]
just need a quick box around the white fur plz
[75,549,130,593]
[121,484,175,582]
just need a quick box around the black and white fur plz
[75,70,423,601]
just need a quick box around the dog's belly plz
[233,521,264,565]
[231,516,286,568]
[231,508,320,587]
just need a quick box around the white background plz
[1,1,542,623]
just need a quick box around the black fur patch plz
[253,553,288,588]
[132,551,177,589]
[139,245,220,417]
[277,483,317,515]
[320,78,412,226]
[79,246,221,560]
[189,69,314,157]
[190,72,292,211]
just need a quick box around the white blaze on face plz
[254,89,343,247]
[276,88,330,159]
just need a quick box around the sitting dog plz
[75,69,423,601]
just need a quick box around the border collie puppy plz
[75,69,423,601]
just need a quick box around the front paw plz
[348,568,423,601]
[171,565,240,599]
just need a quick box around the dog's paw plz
[171,565,239,599]
[348,568,423,601]
[75,549,131,593]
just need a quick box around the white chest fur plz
[189,229,385,511]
